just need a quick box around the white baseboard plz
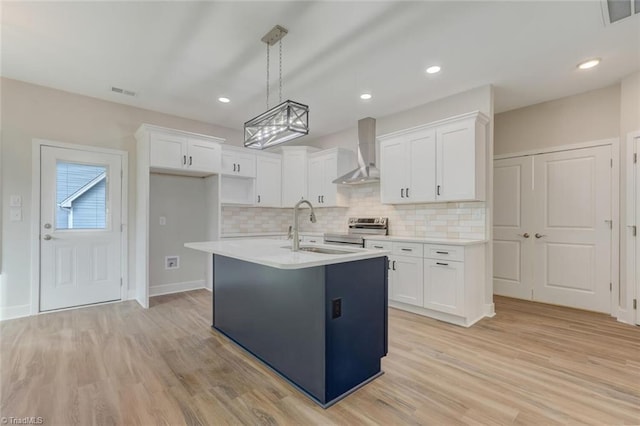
[127,289,136,300]
[484,303,496,317]
[149,280,205,297]
[0,304,32,321]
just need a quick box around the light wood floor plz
[1,291,638,425]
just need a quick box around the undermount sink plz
[282,246,353,255]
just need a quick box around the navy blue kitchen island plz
[186,239,389,408]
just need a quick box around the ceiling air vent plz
[602,0,639,24]
[111,86,136,97]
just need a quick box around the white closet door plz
[493,156,534,299]
[635,137,640,325]
[532,145,612,313]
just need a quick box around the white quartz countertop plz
[185,239,389,270]
[363,236,487,246]
[220,232,323,239]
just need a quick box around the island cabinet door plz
[324,256,387,403]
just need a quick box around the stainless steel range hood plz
[333,117,380,185]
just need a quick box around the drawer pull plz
[436,262,449,266]
[436,251,449,254]
[401,248,413,252]
[373,245,383,249]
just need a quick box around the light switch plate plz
[10,208,22,222]
[9,195,22,207]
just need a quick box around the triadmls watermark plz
[1,417,44,425]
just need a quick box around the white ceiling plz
[2,1,639,138]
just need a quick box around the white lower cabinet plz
[388,255,423,306]
[366,239,488,327]
[424,258,464,316]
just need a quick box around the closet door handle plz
[535,233,546,239]
[183,155,187,165]
[406,187,410,198]
[401,188,405,198]
[189,156,192,166]
[518,233,530,239]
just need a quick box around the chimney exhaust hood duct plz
[333,117,380,185]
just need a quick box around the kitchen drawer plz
[365,240,393,251]
[392,242,423,258]
[424,244,464,262]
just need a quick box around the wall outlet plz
[9,195,22,207]
[159,216,166,226]
[165,256,179,269]
[10,208,22,222]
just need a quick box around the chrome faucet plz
[292,199,317,251]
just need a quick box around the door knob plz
[43,234,52,240]
[518,233,530,238]
[44,223,52,229]
[535,233,546,239]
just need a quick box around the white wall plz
[149,174,208,293]
[0,77,241,318]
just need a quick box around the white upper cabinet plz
[307,148,356,207]
[222,147,256,178]
[379,111,488,204]
[255,153,282,207]
[279,147,318,207]
[380,128,436,204]
[141,125,224,177]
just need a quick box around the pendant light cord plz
[279,39,283,104]
[266,43,270,109]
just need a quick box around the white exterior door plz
[532,146,612,313]
[40,146,123,311]
[493,156,534,299]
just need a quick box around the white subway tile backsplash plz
[221,184,486,240]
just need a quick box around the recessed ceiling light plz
[577,58,600,70]
[218,97,230,103]
[426,65,441,74]
[360,93,372,100]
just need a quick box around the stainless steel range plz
[324,217,388,247]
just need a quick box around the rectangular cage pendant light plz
[244,100,309,149]
[244,25,309,150]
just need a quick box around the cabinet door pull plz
[392,260,396,270]
[233,163,237,172]
[374,245,383,249]
[238,163,241,173]
[387,259,391,270]
[321,195,324,203]
[401,248,412,252]
[400,188,405,198]
[257,195,261,203]
[406,187,410,198]
[436,262,449,266]
[436,251,449,254]
[189,156,192,166]
[183,155,187,165]
[318,196,321,203]
[437,185,441,196]
[309,239,316,243]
